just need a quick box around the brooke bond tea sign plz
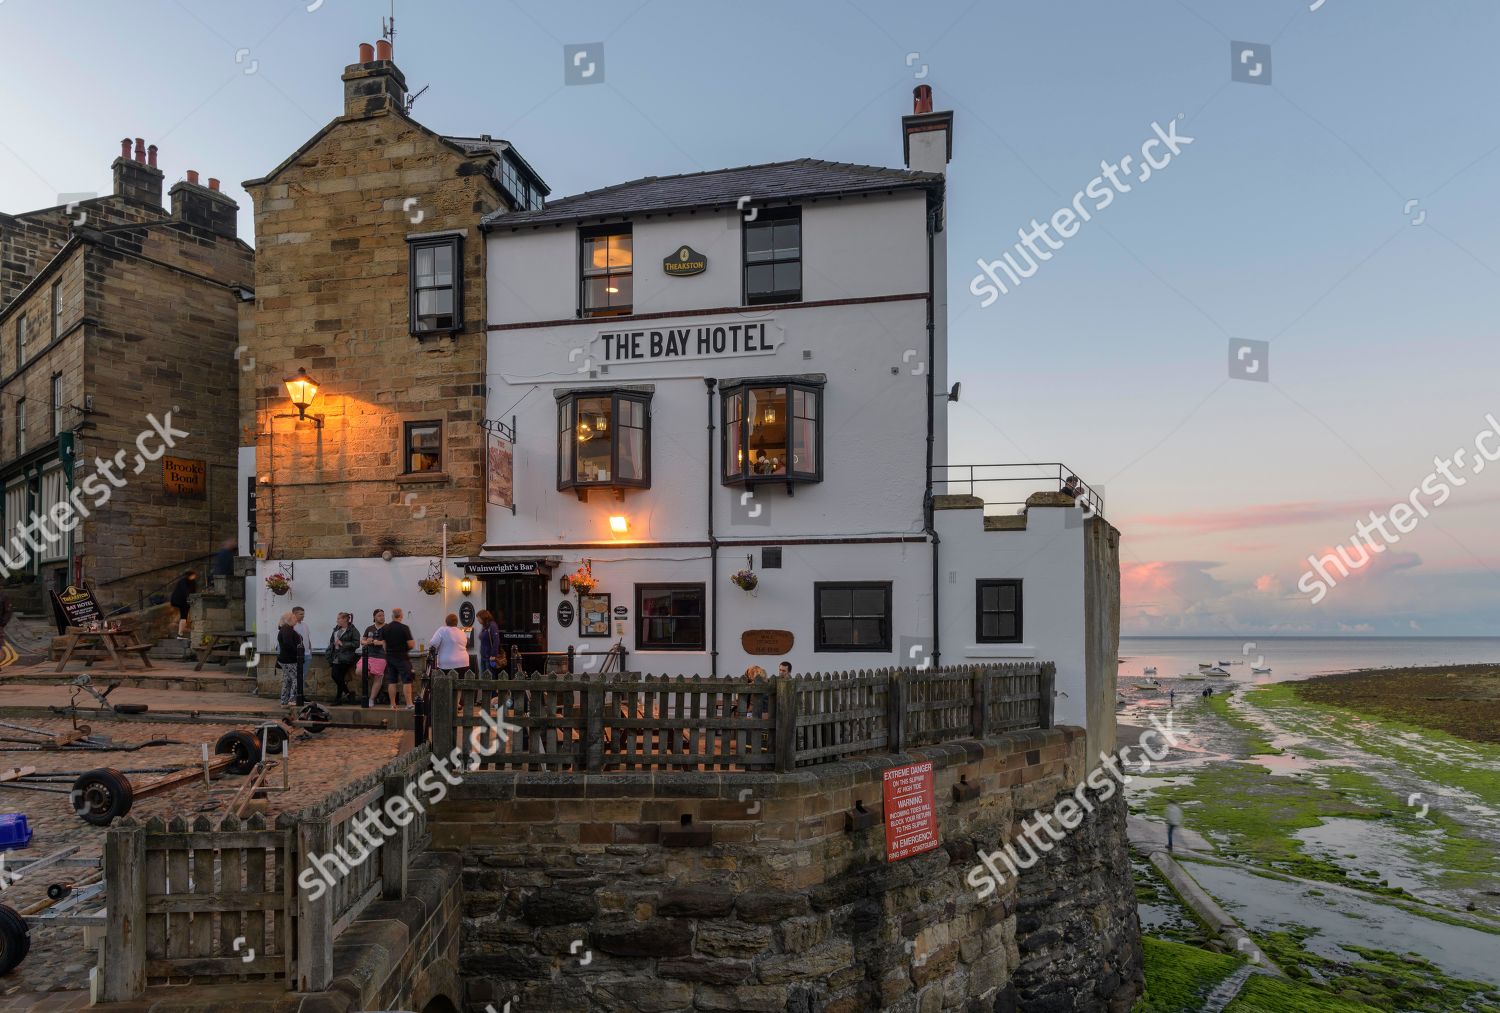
[883,761,939,861]
[162,456,206,498]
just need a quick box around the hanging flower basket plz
[264,574,291,596]
[570,562,598,596]
[730,569,759,593]
[418,577,443,596]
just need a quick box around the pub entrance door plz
[487,574,548,673]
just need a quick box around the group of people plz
[273,606,513,710]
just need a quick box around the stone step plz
[2,668,258,694]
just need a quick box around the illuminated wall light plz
[609,515,629,534]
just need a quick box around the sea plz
[1118,636,1500,685]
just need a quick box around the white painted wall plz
[934,503,1089,731]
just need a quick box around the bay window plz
[721,378,822,485]
[557,388,651,493]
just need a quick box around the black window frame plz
[16,314,26,370]
[402,419,443,475]
[14,399,24,456]
[814,581,892,653]
[976,579,1023,644]
[635,582,706,651]
[50,373,62,437]
[578,224,633,318]
[720,377,824,486]
[742,205,802,305]
[556,388,652,492]
[406,233,464,337]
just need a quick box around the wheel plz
[258,723,288,754]
[297,703,331,734]
[214,729,263,775]
[45,883,71,901]
[0,904,29,974]
[114,703,148,714]
[71,768,134,827]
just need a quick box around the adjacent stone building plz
[0,140,252,615]
[239,40,546,659]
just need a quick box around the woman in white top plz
[429,613,473,675]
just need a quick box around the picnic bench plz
[53,627,154,672]
[193,629,253,671]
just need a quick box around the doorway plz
[487,575,548,673]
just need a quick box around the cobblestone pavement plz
[0,712,408,997]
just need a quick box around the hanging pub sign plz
[486,430,513,509]
[51,583,104,633]
[162,456,206,499]
[588,318,784,367]
[556,600,575,628]
[662,244,707,277]
[462,560,544,576]
[458,602,476,628]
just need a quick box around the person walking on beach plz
[276,612,302,706]
[1165,802,1184,854]
[291,606,311,704]
[382,607,416,710]
[361,609,388,708]
[326,612,359,705]
[430,613,473,677]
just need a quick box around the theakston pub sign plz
[591,318,783,366]
[662,244,707,277]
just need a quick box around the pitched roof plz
[482,158,941,229]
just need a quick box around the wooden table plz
[194,629,254,671]
[54,627,154,672]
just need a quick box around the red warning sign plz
[883,761,939,861]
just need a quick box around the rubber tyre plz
[297,703,331,734]
[114,703,148,714]
[0,904,30,974]
[259,723,288,754]
[71,768,134,827]
[215,729,263,775]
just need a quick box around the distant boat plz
[1179,672,1206,681]
[1133,679,1162,692]
[1206,667,1231,677]
[1217,659,1234,666]
[1251,666,1272,674]
[1143,666,1158,675]
[1198,663,1214,669]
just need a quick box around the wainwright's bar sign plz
[593,318,783,365]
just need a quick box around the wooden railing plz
[431,663,1055,773]
[100,746,436,1001]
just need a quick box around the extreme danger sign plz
[883,761,938,861]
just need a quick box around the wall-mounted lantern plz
[460,576,473,596]
[281,367,324,427]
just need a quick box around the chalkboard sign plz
[51,584,104,633]
[557,600,575,628]
[458,602,476,628]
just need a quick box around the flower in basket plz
[418,577,443,595]
[264,573,291,595]
[570,566,598,595]
[730,568,759,593]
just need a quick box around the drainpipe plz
[704,378,719,676]
[923,202,941,669]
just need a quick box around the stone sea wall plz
[430,725,1141,1012]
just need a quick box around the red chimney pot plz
[208,178,220,192]
[120,138,132,160]
[913,85,933,115]
[375,39,392,61]
[147,144,158,169]
[134,138,146,162]
[358,42,374,63]
[186,170,200,185]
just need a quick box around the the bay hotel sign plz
[590,318,783,367]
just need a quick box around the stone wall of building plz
[240,56,506,564]
[432,726,1142,1012]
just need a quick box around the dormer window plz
[721,378,822,486]
[557,388,651,495]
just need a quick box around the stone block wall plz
[432,726,1142,1012]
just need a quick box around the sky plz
[2,0,1497,636]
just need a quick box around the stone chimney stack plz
[342,39,407,118]
[112,135,165,206]
[902,85,954,176]
[170,170,239,240]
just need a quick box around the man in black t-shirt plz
[381,607,416,710]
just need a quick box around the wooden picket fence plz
[99,746,437,1001]
[431,663,1054,773]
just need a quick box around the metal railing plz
[932,463,1104,518]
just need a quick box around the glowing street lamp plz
[282,367,323,426]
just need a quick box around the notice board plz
[883,760,938,861]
